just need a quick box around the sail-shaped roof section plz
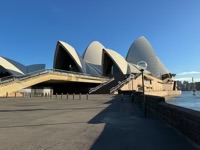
[103,48,128,75]
[54,41,85,73]
[53,41,101,76]
[126,36,168,78]
[83,41,104,65]
[0,57,25,76]
[156,57,169,75]
[83,41,104,74]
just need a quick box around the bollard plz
[73,93,75,100]
[6,92,8,98]
[79,93,81,100]
[61,93,63,99]
[86,93,88,100]
[56,93,57,99]
[15,92,17,98]
[67,93,68,100]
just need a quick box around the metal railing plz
[89,77,115,94]
[0,69,109,86]
[110,74,135,93]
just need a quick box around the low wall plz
[145,90,181,97]
[145,95,200,145]
[119,90,181,97]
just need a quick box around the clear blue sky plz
[0,0,200,82]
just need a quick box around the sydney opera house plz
[0,36,180,96]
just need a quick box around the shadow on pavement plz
[88,95,198,150]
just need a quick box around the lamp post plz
[137,61,148,117]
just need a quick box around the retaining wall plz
[145,95,200,145]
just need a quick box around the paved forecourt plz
[0,95,111,150]
[0,95,198,150]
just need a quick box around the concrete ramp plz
[0,69,108,96]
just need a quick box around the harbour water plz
[166,91,200,111]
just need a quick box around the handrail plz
[89,77,115,94]
[110,74,135,93]
[0,68,109,86]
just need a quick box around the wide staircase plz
[89,77,115,94]
[110,74,135,94]
[0,69,108,96]
[89,75,128,94]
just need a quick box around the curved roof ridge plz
[103,48,128,74]
[126,36,148,60]
[0,57,25,75]
[54,41,83,71]
[83,41,105,65]
[126,36,168,77]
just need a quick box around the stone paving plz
[0,95,199,150]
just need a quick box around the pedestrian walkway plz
[89,95,199,150]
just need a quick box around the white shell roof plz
[157,57,169,75]
[54,41,101,76]
[0,57,25,75]
[126,36,168,78]
[103,48,128,74]
[58,41,83,69]
[83,41,104,65]
[52,37,169,78]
